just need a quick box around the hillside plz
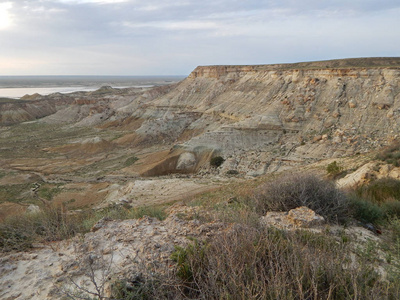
[0,58,400,210]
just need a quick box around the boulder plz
[287,206,325,228]
[261,206,325,230]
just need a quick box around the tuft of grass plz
[0,203,168,252]
[81,204,167,232]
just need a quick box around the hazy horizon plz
[0,75,185,98]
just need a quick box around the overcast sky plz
[0,0,399,75]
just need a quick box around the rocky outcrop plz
[337,161,400,188]
[0,205,224,300]
[260,206,325,230]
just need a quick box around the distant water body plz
[0,75,185,99]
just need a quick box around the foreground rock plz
[0,205,223,300]
[261,206,325,230]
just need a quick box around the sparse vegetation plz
[0,183,35,204]
[355,178,400,204]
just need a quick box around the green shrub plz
[0,216,36,251]
[252,173,349,223]
[210,156,224,168]
[348,196,386,225]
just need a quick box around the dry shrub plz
[252,173,349,223]
[171,225,393,299]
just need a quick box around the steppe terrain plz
[1,57,400,299]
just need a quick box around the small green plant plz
[111,277,162,300]
[124,156,139,167]
[128,205,167,221]
[171,245,194,282]
[210,156,225,168]
[326,161,344,178]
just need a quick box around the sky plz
[0,0,399,76]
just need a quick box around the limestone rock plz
[287,206,325,227]
[260,206,325,230]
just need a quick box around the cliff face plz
[132,60,400,175]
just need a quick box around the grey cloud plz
[0,0,399,75]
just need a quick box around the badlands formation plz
[2,57,400,179]
[1,57,400,299]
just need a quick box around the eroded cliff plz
[126,58,400,175]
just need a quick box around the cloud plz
[0,2,13,30]
[0,0,399,75]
